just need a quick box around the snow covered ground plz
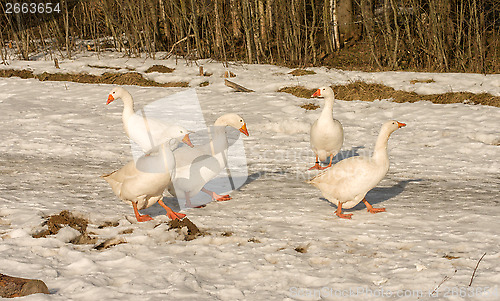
[0,53,499,300]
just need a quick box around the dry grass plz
[289,69,316,76]
[0,69,34,79]
[300,103,320,110]
[277,86,316,98]
[410,79,435,84]
[278,82,500,107]
[88,64,122,70]
[145,65,175,73]
[0,69,188,87]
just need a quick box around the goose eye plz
[240,119,243,122]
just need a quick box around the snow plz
[0,52,499,300]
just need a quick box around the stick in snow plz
[429,269,457,298]
[224,79,254,92]
[469,252,486,287]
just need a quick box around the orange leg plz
[201,187,231,202]
[132,202,153,222]
[308,155,323,170]
[324,156,334,169]
[362,198,386,214]
[336,203,353,219]
[158,199,186,220]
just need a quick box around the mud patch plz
[295,246,308,253]
[146,65,175,73]
[410,78,435,84]
[289,69,316,76]
[300,102,320,110]
[95,237,127,250]
[167,217,202,241]
[32,211,203,248]
[32,210,96,244]
[98,221,119,229]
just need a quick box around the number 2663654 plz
[4,2,61,14]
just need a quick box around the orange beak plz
[107,94,114,105]
[311,89,321,97]
[182,134,194,147]
[239,124,249,136]
[397,122,406,128]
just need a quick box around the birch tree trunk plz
[332,0,341,49]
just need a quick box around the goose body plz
[102,140,185,221]
[167,113,249,207]
[308,120,406,219]
[103,146,174,211]
[309,87,344,170]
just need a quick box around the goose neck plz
[121,93,135,121]
[320,97,334,118]
[372,128,391,163]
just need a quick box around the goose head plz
[215,113,249,136]
[311,86,334,99]
[167,125,194,147]
[382,120,406,135]
[107,87,130,105]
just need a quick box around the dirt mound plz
[168,217,201,241]
[32,210,203,248]
[146,65,175,73]
[289,69,316,76]
[32,210,96,244]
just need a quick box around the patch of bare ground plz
[145,65,175,73]
[289,69,316,76]
[32,210,96,244]
[300,103,320,110]
[88,64,135,71]
[167,218,202,241]
[410,79,435,84]
[0,69,188,87]
[279,82,500,108]
[0,69,34,79]
[32,211,203,249]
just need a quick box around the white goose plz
[309,86,344,170]
[167,113,249,207]
[106,87,193,152]
[102,137,186,222]
[308,120,406,219]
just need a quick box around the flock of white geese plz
[102,86,405,221]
